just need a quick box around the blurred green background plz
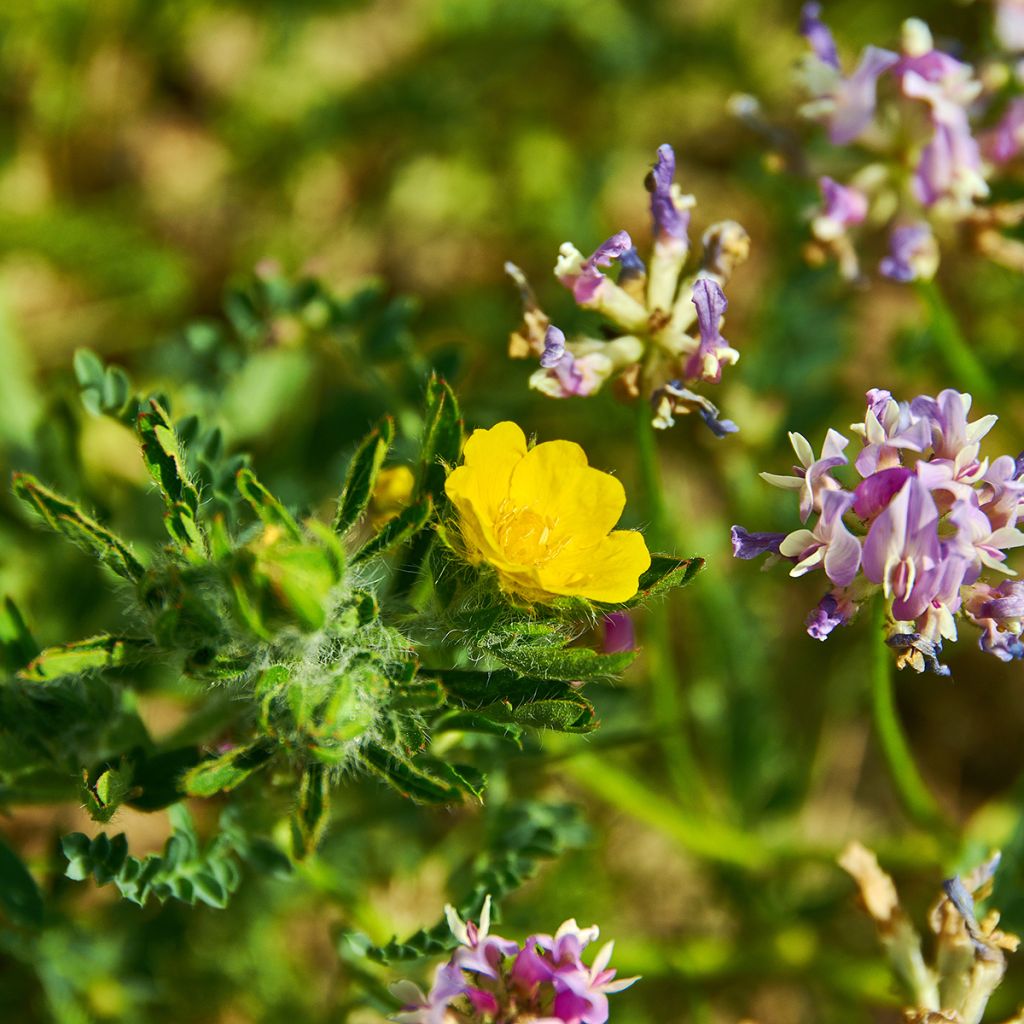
[4,0,1024,1021]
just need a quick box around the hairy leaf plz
[181,738,276,798]
[334,417,394,534]
[236,468,303,541]
[352,497,432,564]
[136,400,201,516]
[416,375,463,501]
[18,635,151,682]
[12,474,145,581]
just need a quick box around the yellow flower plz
[444,421,651,603]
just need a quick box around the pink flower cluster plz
[392,898,637,1024]
[733,389,1024,673]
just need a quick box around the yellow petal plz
[508,440,625,539]
[445,422,527,564]
[538,530,651,603]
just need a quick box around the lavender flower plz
[507,145,749,436]
[735,388,1024,673]
[780,9,1024,280]
[391,897,638,1024]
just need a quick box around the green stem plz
[915,280,995,403]
[562,752,769,870]
[634,402,710,809]
[870,599,948,831]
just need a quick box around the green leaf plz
[136,400,201,516]
[0,836,44,927]
[83,762,136,824]
[357,744,475,804]
[491,644,636,682]
[431,668,598,734]
[181,738,276,798]
[290,763,329,859]
[12,474,145,581]
[624,554,705,606]
[334,417,394,534]
[352,497,433,564]
[0,596,39,672]
[164,501,206,562]
[416,375,462,501]
[61,805,253,909]
[18,635,151,682]
[236,468,303,541]
[431,711,523,744]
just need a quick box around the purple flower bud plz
[731,525,785,560]
[602,611,635,654]
[806,593,848,640]
[541,325,567,369]
[647,144,689,243]
[879,223,938,282]
[816,176,868,235]
[800,2,840,69]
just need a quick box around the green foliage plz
[351,801,590,964]
[334,417,395,535]
[0,837,44,928]
[60,805,273,910]
[12,474,145,581]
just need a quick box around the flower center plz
[494,501,565,566]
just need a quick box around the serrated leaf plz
[18,635,151,682]
[136,400,201,516]
[334,417,394,534]
[492,645,636,682]
[0,596,39,672]
[352,497,432,564]
[181,739,276,797]
[13,474,144,581]
[0,837,44,927]
[417,375,462,501]
[624,554,704,606]
[236,468,303,541]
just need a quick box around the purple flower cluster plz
[733,388,1024,674]
[392,898,637,1024]
[506,144,749,436]
[791,6,1024,281]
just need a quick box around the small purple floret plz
[648,144,689,242]
[806,594,846,640]
[731,525,785,560]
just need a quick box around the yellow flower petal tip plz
[444,422,651,603]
